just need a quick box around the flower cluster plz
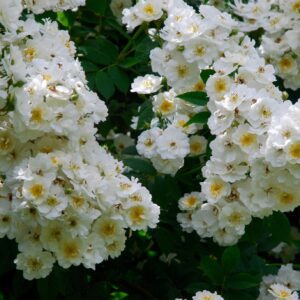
[258,264,300,300]
[136,125,196,176]
[176,290,224,300]
[0,0,86,30]
[0,2,159,280]
[174,5,299,245]
[232,0,300,90]
[126,2,212,175]
[24,0,86,14]
[122,0,168,32]
[124,0,300,246]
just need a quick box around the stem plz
[117,23,148,60]
[98,23,148,73]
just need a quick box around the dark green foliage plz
[177,91,209,106]
[2,2,300,300]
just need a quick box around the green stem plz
[117,22,148,60]
[98,23,148,73]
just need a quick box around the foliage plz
[0,1,300,300]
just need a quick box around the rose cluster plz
[258,264,300,300]
[232,0,300,90]
[177,265,300,300]
[176,290,224,300]
[124,0,300,246]
[0,0,159,280]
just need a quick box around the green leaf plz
[86,0,108,15]
[267,212,291,244]
[137,101,154,129]
[225,290,257,300]
[243,218,268,244]
[86,73,96,90]
[97,38,118,62]
[123,157,156,175]
[200,256,224,284]
[119,57,143,69]
[154,227,180,253]
[200,69,216,83]
[149,176,181,212]
[222,246,241,274]
[104,19,130,40]
[81,60,99,72]
[13,80,25,88]
[79,46,114,65]
[185,111,210,126]
[177,91,208,106]
[81,38,118,65]
[121,145,138,155]
[95,71,115,99]
[110,291,128,300]
[225,273,260,289]
[108,66,130,93]
[134,36,157,59]
[56,11,75,28]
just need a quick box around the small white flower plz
[156,126,189,160]
[268,283,298,300]
[193,290,224,300]
[14,250,55,280]
[131,75,162,94]
[137,127,162,158]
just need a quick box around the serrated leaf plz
[123,157,156,175]
[200,256,224,284]
[225,273,260,289]
[97,38,118,62]
[267,212,291,243]
[104,19,130,39]
[177,91,208,106]
[81,60,98,72]
[56,11,75,28]
[120,57,143,68]
[134,36,157,59]
[137,101,154,129]
[79,46,114,65]
[86,0,108,15]
[222,246,240,274]
[95,71,115,99]
[121,145,138,155]
[200,69,216,83]
[185,111,210,126]
[108,66,130,93]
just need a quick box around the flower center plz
[29,184,44,198]
[240,133,256,147]
[289,142,300,159]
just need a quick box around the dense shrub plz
[0,0,300,299]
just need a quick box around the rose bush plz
[0,0,300,299]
